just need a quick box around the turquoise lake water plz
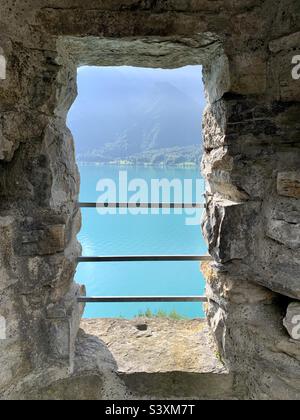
[76,165,207,319]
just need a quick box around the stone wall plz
[0,0,299,399]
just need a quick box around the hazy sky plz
[68,66,205,152]
[75,65,204,101]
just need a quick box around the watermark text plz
[291,315,300,340]
[95,171,204,226]
[292,55,300,80]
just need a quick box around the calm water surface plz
[76,165,207,319]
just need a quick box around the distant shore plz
[76,145,202,169]
[77,161,199,169]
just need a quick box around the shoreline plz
[77,161,199,169]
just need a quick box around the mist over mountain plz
[68,66,205,165]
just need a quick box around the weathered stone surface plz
[267,219,300,250]
[203,53,230,103]
[284,303,300,341]
[269,48,300,102]
[202,201,260,263]
[14,324,234,400]
[81,318,226,374]
[229,52,267,95]
[269,32,300,54]
[0,0,300,401]
[202,262,276,307]
[79,319,234,400]
[0,216,17,291]
[204,271,300,399]
[20,224,66,256]
[60,34,222,69]
[277,172,300,198]
[120,371,234,400]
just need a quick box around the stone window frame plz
[59,35,227,316]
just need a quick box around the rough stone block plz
[48,318,71,360]
[0,125,14,161]
[230,52,267,95]
[202,101,227,149]
[203,53,230,104]
[203,263,276,306]
[267,219,300,250]
[20,224,65,256]
[0,216,17,292]
[46,283,86,367]
[203,201,259,263]
[269,32,300,54]
[277,172,300,198]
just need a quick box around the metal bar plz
[79,202,204,209]
[78,296,208,303]
[77,255,213,263]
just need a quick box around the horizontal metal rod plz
[79,202,204,209]
[77,255,213,263]
[78,296,208,303]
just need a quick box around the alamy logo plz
[291,315,300,340]
[0,50,6,80]
[0,316,6,340]
[292,55,300,80]
[96,171,204,226]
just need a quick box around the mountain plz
[68,66,205,165]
